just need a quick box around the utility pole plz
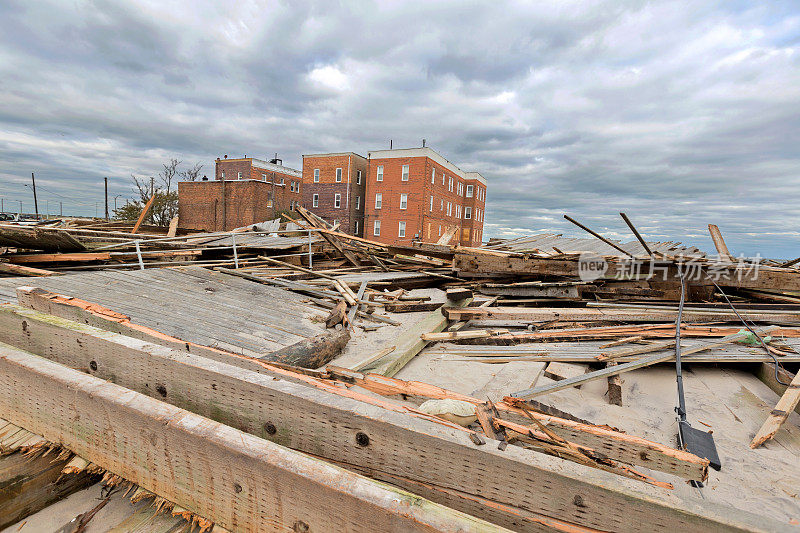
[1,198,3,212]
[60,201,63,217]
[30,172,39,219]
[18,200,22,214]
[104,177,109,221]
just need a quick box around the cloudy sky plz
[1,1,798,257]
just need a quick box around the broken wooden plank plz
[296,206,361,266]
[446,287,473,301]
[259,329,350,369]
[750,369,800,448]
[0,343,501,533]
[131,194,156,234]
[607,362,623,406]
[0,450,95,529]
[350,345,397,372]
[325,300,348,328]
[385,301,444,313]
[366,298,473,377]
[754,363,800,416]
[0,262,57,277]
[708,224,734,262]
[421,329,509,342]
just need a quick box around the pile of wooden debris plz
[0,212,798,532]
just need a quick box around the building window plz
[442,174,445,186]
[267,194,273,208]
[354,220,359,235]
[431,168,435,184]
[429,196,433,212]
[221,171,225,178]
[334,193,341,208]
[375,193,382,209]
[376,165,383,181]
[334,219,340,227]
[355,196,361,209]
[237,171,242,179]
[336,168,342,182]
[466,184,473,197]
[314,169,320,183]
[262,173,267,181]
[400,193,407,210]
[398,221,406,238]
[456,205,461,218]
[401,164,409,181]
[465,206,472,219]
[448,176,453,192]
[280,177,284,185]
[312,194,319,208]
[438,225,442,236]
[374,220,381,236]
[357,170,362,184]
[447,202,452,216]
[440,199,444,211]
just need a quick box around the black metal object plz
[675,274,722,472]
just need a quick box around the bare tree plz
[159,158,181,193]
[180,162,203,181]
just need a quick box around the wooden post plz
[131,194,156,234]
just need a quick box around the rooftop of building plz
[302,152,368,161]
[215,157,302,178]
[366,147,487,185]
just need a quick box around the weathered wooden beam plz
[259,329,350,368]
[385,301,444,313]
[445,306,800,324]
[607,362,623,406]
[0,343,505,533]
[421,329,509,342]
[0,305,760,531]
[6,252,112,263]
[131,194,155,234]
[750,369,800,448]
[366,298,472,376]
[453,251,800,292]
[0,262,57,276]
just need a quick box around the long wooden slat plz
[750,370,800,448]
[131,194,156,234]
[0,305,768,532]
[0,343,505,533]
[708,224,734,261]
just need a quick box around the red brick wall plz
[215,159,251,181]
[178,180,299,232]
[364,156,426,245]
[302,154,367,236]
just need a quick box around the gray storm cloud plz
[0,0,798,256]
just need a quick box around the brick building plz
[361,147,486,246]
[301,153,367,236]
[178,156,302,231]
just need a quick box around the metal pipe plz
[563,214,636,258]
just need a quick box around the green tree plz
[114,159,200,226]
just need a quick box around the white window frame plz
[374,220,381,236]
[442,174,445,186]
[335,168,342,183]
[262,173,267,181]
[464,206,472,219]
[430,196,434,212]
[313,169,320,183]
[334,193,341,208]
[448,177,453,192]
[355,196,361,209]
[401,164,409,181]
[357,170,362,184]
[440,199,444,211]
[466,184,473,197]
[431,168,435,184]
[376,165,383,181]
[312,194,319,208]
[375,193,382,209]
[398,221,406,238]
[354,220,359,235]
[447,202,452,216]
[237,171,242,179]
[456,205,461,218]
[221,171,225,178]
[400,193,407,210]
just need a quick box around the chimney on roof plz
[390,139,393,149]
[269,152,282,166]
[422,139,426,147]
[202,175,208,181]
[224,154,227,159]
